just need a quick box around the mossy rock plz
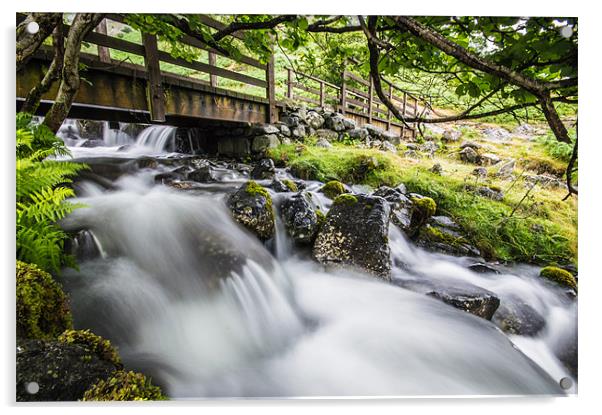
[320,180,346,199]
[82,370,167,401]
[409,196,437,234]
[333,193,358,206]
[539,266,577,291]
[227,180,275,240]
[58,329,122,369]
[282,179,298,192]
[16,261,73,340]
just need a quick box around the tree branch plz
[213,15,298,42]
[17,13,62,72]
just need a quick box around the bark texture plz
[17,13,62,72]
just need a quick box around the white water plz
[57,120,576,398]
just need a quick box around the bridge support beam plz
[266,55,277,124]
[142,33,166,122]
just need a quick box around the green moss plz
[315,209,326,227]
[245,180,272,211]
[58,329,122,368]
[539,266,577,290]
[320,180,346,199]
[82,370,167,401]
[266,143,576,264]
[16,261,72,340]
[421,225,467,247]
[411,197,437,218]
[333,194,358,206]
[282,179,298,192]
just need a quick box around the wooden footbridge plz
[17,14,425,137]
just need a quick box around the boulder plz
[415,216,480,257]
[279,124,291,137]
[427,286,500,320]
[252,124,280,135]
[280,115,301,128]
[539,266,577,291]
[374,186,413,231]
[459,147,480,164]
[364,124,384,139]
[188,164,218,182]
[348,127,369,140]
[430,163,443,175]
[403,150,420,159]
[251,134,280,153]
[483,127,511,142]
[472,167,488,178]
[291,125,307,139]
[319,180,347,199]
[270,178,298,193]
[16,339,119,401]
[467,262,500,274]
[315,129,339,141]
[16,261,72,340]
[251,158,276,180]
[306,111,325,129]
[280,192,320,245]
[313,194,391,279]
[408,195,437,234]
[496,159,516,179]
[476,186,504,201]
[324,114,346,132]
[227,181,275,240]
[460,141,481,150]
[493,301,546,336]
[342,117,356,130]
[480,153,501,166]
[381,141,397,153]
[315,137,333,148]
[382,131,401,145]
[442,129,461,142]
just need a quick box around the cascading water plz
[102,121,134,147]
[135,125,177,153]
[57,121,576,398]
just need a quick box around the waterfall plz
[135,125,177,153]
[102,121,134,147]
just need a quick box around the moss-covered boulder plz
[319,180,346,199]
[227,181,275,240]
[408,195,437,235]
[82,370,167,401]
[58,330,122,369]
[16,261,72,340]
[539,266,577,291]
[415,216,480,257]
[16,339,118,401]
[271,178,298,193]
[280,192,320,245]
[373,186,413,231]
[313,194,392,279]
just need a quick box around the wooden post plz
[266,55,277,124]
[96,19,111,63]
[340,70,347,115]
[287,68,294,100]
[386,84,392,131]
[412,98,418,138]
[368,77,374,123]
[401,92,407,138]
[208,51,218,87]
[142,33,166,122]
[319,81,325,108]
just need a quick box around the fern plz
[16,113,88,274]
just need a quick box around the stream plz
[55,121,576,398]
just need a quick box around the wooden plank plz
[287,68,294,99]
[340,70,347,115]
[368,77,373,123]
[83,30,145,56]
[208,51,218,87]
[291,82,320,97]
[296,95,320,106]
[157,50,267,88]
[266,55,277,123]
[178,33,265,69]
[142,33,166,122]
[345,71,370,87]
[287,68,339,89]
[96,19,111,63]
[319,81,325,108]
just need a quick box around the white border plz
[2,1,600,414]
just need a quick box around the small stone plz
[316,137,333,148]
[251,158,276,180]
[430,163,443,175]
[459,147,480,164]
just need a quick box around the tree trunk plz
[17,13,61,72]
[42,13,104,134]
[21,21,65,114]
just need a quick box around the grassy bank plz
[268,140,577,265]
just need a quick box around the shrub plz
[16,261,72,340]
[16,113,87,274]
[82,371,167,401]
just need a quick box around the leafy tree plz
[16,113,87,274]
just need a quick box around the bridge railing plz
[285,65,426,138]
[40,14,278,123]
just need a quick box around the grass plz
[268,139,577,265]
